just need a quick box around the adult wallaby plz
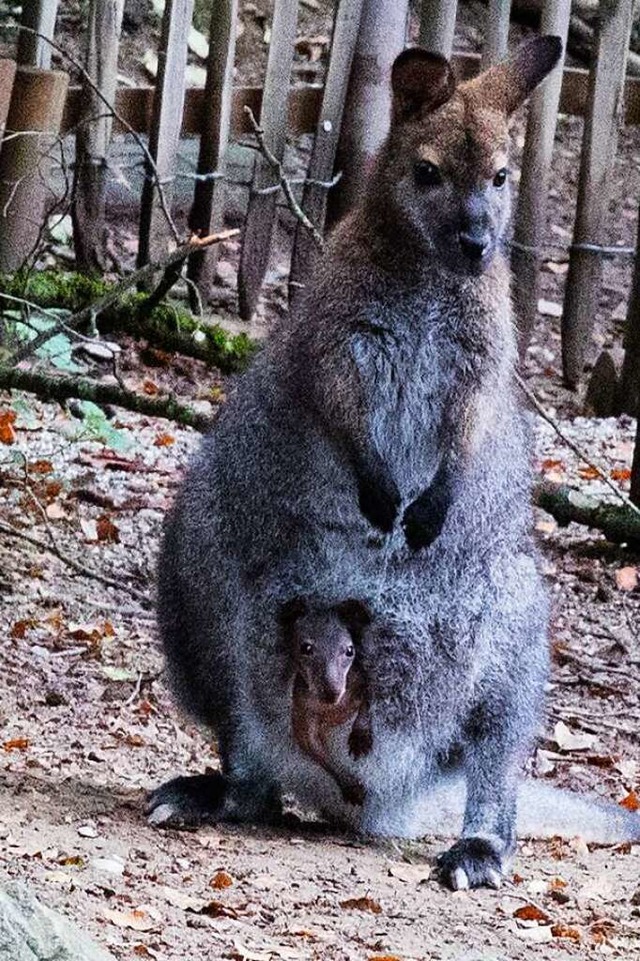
[150,36,640,889]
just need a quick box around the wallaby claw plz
[437,837,504,891]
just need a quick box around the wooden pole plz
[561,0,635,389]
[481,0,512,68]
[619,208,640,417]
[237,0,299,320]
[17,0,60,69]
[0,67,69,273]
[137,0,193,266]
[0,60,17,133]
[72,0,125,273]
[419,0,458,57]
[327,0,409,225]
[186,0,238,300]
[288,0,365,305]
[512,0,571,355]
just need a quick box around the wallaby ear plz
[477,36,563,115]
[279,597,308,632]
[391,48,456,124]
[335,599,372,635]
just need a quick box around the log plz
[288,0,365,303]
[512,0,571,355]
[17,0,60,69]
[186,0,239,299]
[481,0,512,68]
[534,480,640,544]
[237,0,299,319]
[72,0,125,273]
[0,66,69,273]
[561,0,635,388]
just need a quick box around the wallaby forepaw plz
[146,772,227,829]
[437,837,504,891]
[348,727,373,759]
[340,780,366,806]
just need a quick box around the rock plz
[0,883,115,961]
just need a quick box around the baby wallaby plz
[280,598,372,805]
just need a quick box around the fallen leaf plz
[77,824,99,838]
[3,737,29,752]
[339,896,382,914]
[133,947,159,959]
[10,619,37,639]
[515,925,553,943]
[102,665,137,682]
[0,409,16,444]
[210,869,234,889]
[91,856,125,875]
[611,467,632,482]
[615,567,638,591]
[60,855,84,867]
[540,458,565,472]
[388,862,431,884]
[154,432,175,447]
[161,886,202,911]
[29,459,53,474]
[619,790,639,811]
[103,907,159,932]
[80,518,98,541]
[552,924,581,942]
[514,904,550,923]
[143,379,159,395]
[553,721,597,752]
[538,299,563,318]
[45,501,66,520]
[96,514,120,544]
[369,956,403,961]
[550,877,567,890]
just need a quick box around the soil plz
[1,2,640,961]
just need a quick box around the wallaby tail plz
[516,780,640,843]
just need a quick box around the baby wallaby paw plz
[146,772,227,829]
[437,837,504,891]
[348,726,373,759]
[340,779,366,806]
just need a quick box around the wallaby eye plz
[345,645,355,658]
[414,161,443,188]
[493,167,508,188]
[300,642,314,656]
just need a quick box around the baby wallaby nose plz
[459,230,490,261]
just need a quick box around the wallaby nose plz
[458,230,490,261]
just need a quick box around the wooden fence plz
[0,0,639,420]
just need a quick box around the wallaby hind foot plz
[437,837,505,891]
[147,772,283,828]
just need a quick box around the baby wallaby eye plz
[493,167,508,188]
[345,645,355,658]
[300,642,314,656]
[414,160,443,188]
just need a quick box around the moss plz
[0,269,257,374]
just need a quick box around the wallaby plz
[149,36,640,889]
[281,597,373,805]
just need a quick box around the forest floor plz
[1,2,640,960]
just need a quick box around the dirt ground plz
[1,2,640,960]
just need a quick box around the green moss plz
[0,269,257,374]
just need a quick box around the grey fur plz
[151,40,639,887]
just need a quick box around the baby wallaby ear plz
[279,597,308,632]
[335,599,372,635]
[478,35,562,115]
[391,48,456,125]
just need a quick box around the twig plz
[243,106,325,250]
[517,373,640,518]
[7,229,239,365]
[0,519,150,604]
[0,366,212,431]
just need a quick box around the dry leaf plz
[369,956,403,961]
[154,433,175,447]
[2,737,29,752]
[516,925,553,943]
[540,458,565,472]
[45,502,66,520]
[10,619,36,639]
[552,924,581,942]
[29,459,53,474]
[143,379,159,395]
[611,467,631,482]
[134,947,159,959]
[538,299,563,318]
[77,824,99,838]
[388,862,431,884]
[96,514,120,544]
[619,790,639,811]
[103,907,159,932]
[340,896,382,914]
[161,886,202,911]
[514,904,550,923]
[615,567,638,592]
[210,869,233,889]
[0,409,16,444]
[553,721,597,752]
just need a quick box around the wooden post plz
[186,0,238,300]
[419,0,458,57]
[17,0,60,69]
[561,0,635,389]
[237,0,299,320]
[512,0,571,355]
[0,67,69,273]
[327,0,409,225]
[288,0,365,304]
[137,0,194,267]
[72,0,125,273]
[619,209,640,417]
[0,60,17,133]
[481,0,512,68]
